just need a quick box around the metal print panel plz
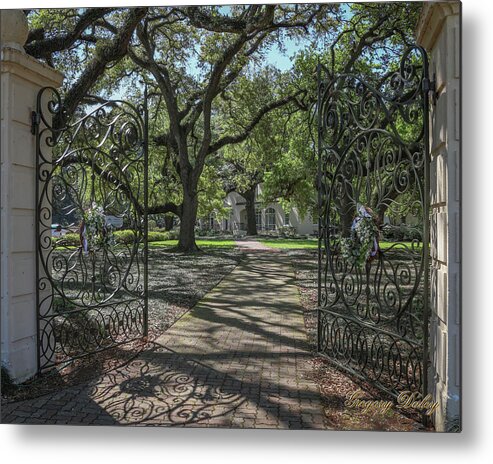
[0,2,461,432]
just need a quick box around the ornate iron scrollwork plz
[317,46,431,397]
[35,87,149,372]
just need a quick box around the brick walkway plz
[1,252,328,429]
[235,239,279,252]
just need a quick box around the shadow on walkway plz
[2,252,328,429]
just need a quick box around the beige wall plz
[1,10,63,382]
[416,1,461,432]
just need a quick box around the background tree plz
[216,3,422,240]
[27,4,424,251]
[261,109,317,221]
[258,2,424,236]
[127,4,332,250]
[219,68,291,235]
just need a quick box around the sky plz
[201,4,320,73]
[116,37,309,99]
[179,31,311,84]
[265,37,307,71]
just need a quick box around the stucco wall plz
[0,11,63,382]
[416,1,461,432]
[224,186,316,236]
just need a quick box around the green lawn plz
[149,239,237,249]
[259,238,423,251]
[258,238,318,249]
[379,241,423,251]
[55,237,422,252]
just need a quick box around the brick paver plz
[1,252,328,429]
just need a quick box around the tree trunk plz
[164,214,174,231]
[339,192,354,238]
[243,187,258,236]
[177,188,199,252]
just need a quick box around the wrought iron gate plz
[34,87,149,372]
[316,46,432,398]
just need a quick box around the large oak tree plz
[25,3,423,251]
[128,5,333,251]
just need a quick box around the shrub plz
[113,229,136,244]
[116,230,172,243]
[195,228,208,237]
[53,233,80,247]
[148,219,158,231]
[381,224,422,242]
[168,230,179,240]
[52,228,176,247]
[278,226,296,238]
[147,231,171,242]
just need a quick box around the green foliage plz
[381,224,422,242]
[53,233,80,247]
[219,68,315,222]
[197,165,231,219]
[261,111,317,218]
[277,226,297,238]
[83,204,115,250]
[53,229,175,246]
[27,9,92,83]
[113,230,136,244]
[147,231,172,242]
[167,230,180,240]
[28,4,424,251]
[195,227,226,237]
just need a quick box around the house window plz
[284,211,290,226]
[265,207,276,230]
[255,208,262,228]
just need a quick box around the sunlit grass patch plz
[149,239,237,249]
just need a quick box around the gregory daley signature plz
[344,390,439,416]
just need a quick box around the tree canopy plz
[24,3,424,250]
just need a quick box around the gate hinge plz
[423,74,438,105]
[31,110,40,135]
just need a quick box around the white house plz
[199,184,316,236]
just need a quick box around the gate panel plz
[35,87,148,371]
[317,46,431,397]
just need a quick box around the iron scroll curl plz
[35,86,149,372]
[317,46,431,398]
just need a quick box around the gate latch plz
[31,111,40,135]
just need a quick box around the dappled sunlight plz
[2,251,326,429]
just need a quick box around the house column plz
[1,10,64,382]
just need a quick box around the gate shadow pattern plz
[2,254,327,429]
[1,342,326,429]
